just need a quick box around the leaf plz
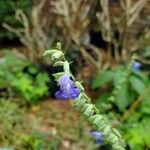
[73,94,86,107]
[28,66,38,74]
[95,92,112,111]
[53,72,64,81]
[140,95,150,115]
[113,67,125,86]
[116,83,136,111]
[132,71,149,86]
[36,73,49,85]
[63,61,70,74]
[96,92,111,103]
[51,51,62,60]
[92,70,114,89]
[141,117,150,145]
[128,143,144,150]
[129,75,147,94]
[83,104,94,116]
[53,61,64,67]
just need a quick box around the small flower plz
[91,131,103,147]
[55,73,80,100]
[132,61,142,71]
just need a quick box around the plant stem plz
[73,92,126,150]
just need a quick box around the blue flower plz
[132,61,142,71]
[91,131,103,147]
[55,73,80,100]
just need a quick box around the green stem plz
[73,92,126,150]
[45,43,126,150]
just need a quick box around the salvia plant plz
[43,43,126,150]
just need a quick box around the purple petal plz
[55,87,80,100]
[55,90,70,100]
[91,131,103,146]
[59,74,70,85]
[70,88,80,98]
[55,73,80,100]
[59,74,75,89]
[132,62,142,71]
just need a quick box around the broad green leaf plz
[140,95,150,115]
[128,143,144,150]
[95,92,112,111]
[132,71,149,86]
[141,117,150,145]
[113,68,125,86]
[92,70,114,89]
[129,75,147,94]
[116,82,136,111]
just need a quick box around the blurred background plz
[0,0,150,149]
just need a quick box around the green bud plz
[56,42,61,50]
[63,61,70,74]
[103,126,111,136]
[51,51,63,60]
[53,72,64,81]
[53,61,64,66]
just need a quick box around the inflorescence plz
[43,43,126,150]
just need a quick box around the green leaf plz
[51,51,62,60]
[129,75,147,94]
[53,72,64,81]
[73,94,86,107]
[116,83,136,111]
[28,66,38,74]
[92,70,114,89]
[83,104,94,116]
[36,73,49,85]
[132,71,149,86]
[95,92,112,111]
[53,61,64,67]
[113,67,125,86]
[140,95,150,115]
[63,61,70,74]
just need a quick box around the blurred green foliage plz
[22,131,61,150]
[0,99,59,150]
[0,51,49,103]
[0,99,30,148]
[0,98,97,150]
[92,65,150,149]
[0,0,32,41]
